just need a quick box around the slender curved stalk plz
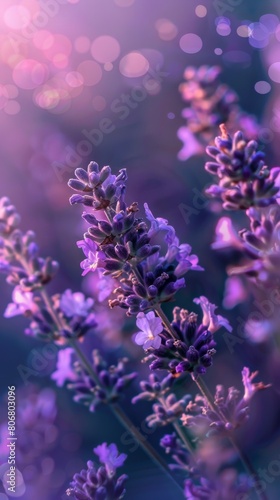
[112,403,185,497]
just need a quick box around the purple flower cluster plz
[132,373,191,428]
[205,125,280,210]
[68,350,137,412]
[184,472,251,500]
[160,433,193,473]
[178,66,259,160]
[0,197,59,290]
[0,197,97,343]
[181,367,270,436]
[69,163,203,316]
[67,442,128,500]
[140,298,231,377]
[214,206,280,286]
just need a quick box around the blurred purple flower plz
[4,286,37,318]
[60,289,94,317]
[223,276,248,309]
[94,442,127,476]
[51,348,77,387]
[245,319,273,343]
[212,217,242,250]
[193,296,232,333]
[134,311,163,349]
[242,367,270,402]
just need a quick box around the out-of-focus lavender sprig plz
[205,125,280,210]
[181,367,270,438]
[184,471,251,500]
[160,433,194,474]
[177,66,259,161]
[67,350,137,412]
[214,206,280,287]
[67,442,128,500]
[132,372,191,429]
[0,197,97,343]
[68,162,203,316]
[0,197,59,290]
[139,298,231,377]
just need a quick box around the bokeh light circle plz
[77,60,102,86]
[119,52,149,77]
[155,18,178,41]
[237,24,250,37]
[91,36,120,63]
[33,31,54,51]
[66,71,84,88]
[104,62,113,71]
[248,22,269,48]
[216,23,231,36]
[255,81,271,94]
[13,59,48,89]
[179,34,203,54]
[195,5,207,18]
[74,36,91,53]
[268,62,280,83]
[4,6,30,29]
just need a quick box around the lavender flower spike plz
[67,442,128,500]
[204,124,280,210]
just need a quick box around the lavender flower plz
[160,433,193,473]
[193,296,232,334]
[68,350,137,412]
[77,238,106,276]
[134,311,163,349]
[51,348,78,387]
[141,391,191,429]
[94,443,127,476]
[0,197,97,343]
[181,368,270,436]
[184,472,251,500]
[205,125,280,210]
[214,206,280,285]
[131,373,175,404]
[67,442,128,500]
[59,289,94,317]
[4,286,38,318]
